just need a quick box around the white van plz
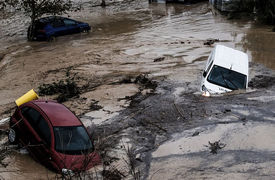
[201,45,248,94]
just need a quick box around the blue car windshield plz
[207,65,247,90]
[54,126,93,155]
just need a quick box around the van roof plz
[213,45,248,76]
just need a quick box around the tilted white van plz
[201,45,248,95]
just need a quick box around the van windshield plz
[207,65,247,90]
[54,126,93,155]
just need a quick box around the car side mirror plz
[203,71,207,77]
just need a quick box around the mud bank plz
[97,66,275,179]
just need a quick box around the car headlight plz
[202,85,210,97]
[62,168,74,176]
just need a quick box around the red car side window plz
[21,106,51,145]
[37,116,51,145]
[21,107,40,128]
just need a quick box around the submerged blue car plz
[28,16,91,41]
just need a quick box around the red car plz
[8,100,100,174]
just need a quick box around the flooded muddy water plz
[0,0,275,179]
[0,151,56,180]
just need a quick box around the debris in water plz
[119,76,133,84]
[90,101,103,111]
[102,169,125,180]
[0,148,9,167]
[135,153,143,162]
[15,89,39,106]
[192,131,200,137]
[134,74,157,90]
[38,78,80,102]
[203,38,219,46]
[0,53,4,61]
[153,57,165,62]
[206,140,226,154]
[0,117,10,126]
[248,75,275,89]
[223,109,231,113]
[240,117,247,125]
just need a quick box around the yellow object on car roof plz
[15,89,39,106]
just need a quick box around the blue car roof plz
[37,16,64,23]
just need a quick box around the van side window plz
[21,107,51,145]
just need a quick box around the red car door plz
[33,112,53,167]
[19,106,52,166]
[19,106,40,147]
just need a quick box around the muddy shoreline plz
[86,65,275,179]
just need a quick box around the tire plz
[8,128,18,144]
[81,28,90,33]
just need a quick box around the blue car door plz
[51,18,67,36]
[63,18,79,34]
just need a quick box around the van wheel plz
[8,128,18,144]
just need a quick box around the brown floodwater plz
[242,24,275,69]
[0,1,275,178]
[0,151,56,179]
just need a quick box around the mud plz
[248,75,275,89]
[0,0,275,179]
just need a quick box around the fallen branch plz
[141,119,167,133]
[205,140,226,154]
[173,102,185,120]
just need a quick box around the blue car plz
[28,16,91,41]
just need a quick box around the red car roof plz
[31,100,82,127]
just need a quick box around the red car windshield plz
[54,126,93,155]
